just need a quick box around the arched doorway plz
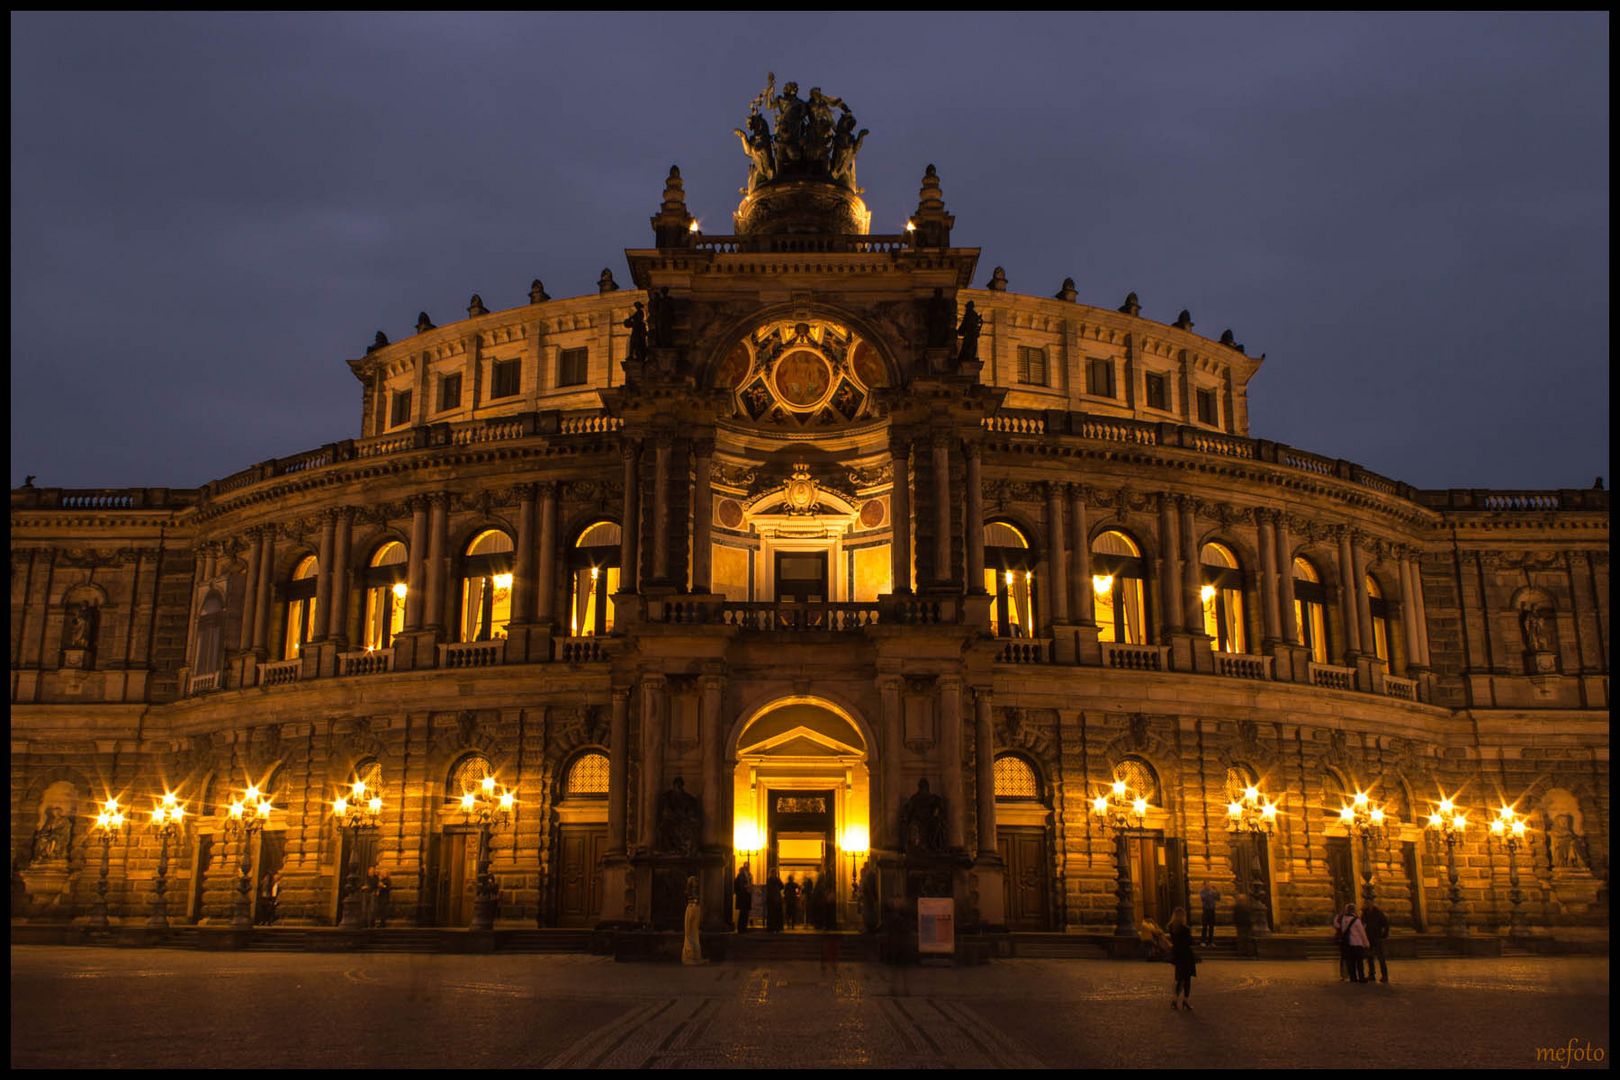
[731,700,871,931]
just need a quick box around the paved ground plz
[10,946,1610,1069]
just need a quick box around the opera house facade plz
[10,87,1608,948]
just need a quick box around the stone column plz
[1069,486,1094,625]
[1257,511,1280,644]
[1180,497,1202,634]
[1159,495,1183,633]
[691,441,714,593]
[1337,528,1363,656]
[974,689,997,857]
[327,509,352,644]
[933,435,952,584]
[1409,555,1431,667]
[511,484,537,625]
[1352,537,1375,656]
[1045,483,1069,625]
[252,529,275,653]
[313,513,336,642]
[536,483,558,624]
[404,498,429,630]
[238,528,262,651]
[652,439,671,583]
[965,442,985,593]
[879,675,903,851]
[939,676,965,850]
[620,441,640,592]
[1276,517,1297,643]
[638,674,667,851]
[699,676,724,847]
[425,494,449,632]
[607,686,631,854]
[889,442,911,593]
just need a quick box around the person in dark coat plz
[1167,907,1199,1010]
[1361,900,1391,983]
[802,873,817,929]
[733,861,753,932]
[784,874,802,930]
[765,870,785,933]
[815,874,835,930]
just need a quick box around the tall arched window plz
[194,592,225,674]
[448,753,492,797]
[983,521,1036,638]
[459,530,514,642]
[1199,542,1247,654]
[1293,556,1329,663]
[362,541,408,650]
[1092,530,1149,644]
[282,555,319,659]
[1114,756,1161,805]
[569,521,622,637]
[1366,575,1392,663]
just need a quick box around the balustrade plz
[338,649,394,677]
[1382,674,1417,700]
[439,641,503,669]
[1214,651,1273,680]
[1308,662,1357,691]
[1101,642,1169,671]
[720,601,880,632]
[995,638,1052,664]
[555,637,608,663]
[186,671,221,695]
[257,659,302,686]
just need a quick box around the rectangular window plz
[1016,346,1048,386]
[439,372,462,411]
[389,389,413,428]
[1196,388,1218,425]
[1086,358,1115,398]
[1145,373,1168,411]
[491,358,521,399]
[558,347,588,387]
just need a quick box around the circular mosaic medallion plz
[852,341,888,389]
[860,498,887,529]
[772,350,834,409]
[715,498,745,530]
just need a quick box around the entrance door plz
[997,827,1050,930]
[1230,833,1274,930]
[1401,841,1426,931]
[1326,836,1356,914]
[767,790,836,929]
[256,832,286,924]
[1126,833,1174,925]
[556,824,608,927]
[775,552,828,602]
[434,831,475,927]
[188,834,214,923]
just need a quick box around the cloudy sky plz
[9,12,1608,491]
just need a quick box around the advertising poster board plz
[917,896,955,955]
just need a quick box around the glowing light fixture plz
[1200,584,1216,603]
[392,582,409,599]
[1092,574,1114,595]
[494,572,513,591]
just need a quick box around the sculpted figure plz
[770,81,809,166]
[900,778,947,854]
[830,109,868,192]
[63,602,95,651]
[807,87,845,164]
[1550,813,1588,870]
[1520,604,1550,653]
[956,300,984,367]
[656,776,702,857]
[30,807,73,864]
[734,110,776,193]
[622,302,648,367]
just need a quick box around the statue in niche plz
[956,301,983,367]
[1519,603,1550,653]
[63,602,95,651]
[901,779,947,854]
[1549,812,1589,871]
[655,776,701,857]
[30,806,73,865]
[622,302,649,367]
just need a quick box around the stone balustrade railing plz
[1382,674,1417,701]
[996,638,1052,664]
[258,659,302,687]
[983,413,1046,435]
[691,233,909,255]
[187,670,221,695]
[1102,642,1169,671]
[720,601,880,632]
[439,640,503,669]
[1308,662,1357,691]
[1215,651,1273,680]
[555,637,609,662]
[339,648,394,677]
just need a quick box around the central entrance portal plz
[732,700,871,931]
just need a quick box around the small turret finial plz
[367,330,389,353]
[415,312,435,333]
[1119,292,1141,316]
[1174,310,1193,330]
[529,279,550,304]
[598,268,619,294]
[467,294,488,317]
[1056,277,1078,302]
[987,267,1008,292]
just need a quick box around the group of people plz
[255,869,283,925]
[1333,900,1392,983]
[732,862,843,933]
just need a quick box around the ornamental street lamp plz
[1338,791,1388,907]
[332,779,383,930]
[1225,783,1279,934]
[1091,777,1151,938]
[456,774,514,931]
[1490,805,1530,938]
[145,792,187,929]
[1424,797,1469,936]
[222,786,274,930]
[89,798,128,930]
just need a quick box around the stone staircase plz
[725,932,875,963]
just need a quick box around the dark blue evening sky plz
[9,12,1609,491]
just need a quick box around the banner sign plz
[917,897,955,955]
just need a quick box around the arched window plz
[564,751,610,798]
[1366,575,1391,663]
[993,754,1041,801]
[1114,756,1160,805]
[1292,556,1330,663]
[1200,542,1247,654]
[282,555,319,660]
[459,530,514,642]
[569,521,622,637]
[194,591,225,674]
[447,753,492,798]
[1092,530,1149,644]
[1224,764,1256,802]
[362,541,408,650]
[983,521,1036,638]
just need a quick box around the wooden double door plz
[997,827,1051,930]
[1126,832,1185,927]
[426,830,476,927]
[555,824,608,927]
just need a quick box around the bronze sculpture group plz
[735,74,868,195]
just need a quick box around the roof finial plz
[909,163,955,248]
[598,268,620,294]
[987,267,1008,292]
[1055,277,1078,302]
[651,164,695,247]
[1174,310,1193,330]
[529,279,550,304]
[415,312,435,333]
[366,330,389,353]
[1119,292,1141,317]
[467,293,488,317]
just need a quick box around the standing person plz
[1334,904,1369,983]
[858,861,880,934]
[733,861,753,932]
[258,869,281,926]
[374,867,392,928]
[1362,900,1391,983]
[802,872,817,929]
[1167,907,1199,1010]
[1199,882,1220,946]
[784,874,801,930]
[817,874,835,930]
[765,869,784,933]
[681,876,706,965]
[362,865,379,929]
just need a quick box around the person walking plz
[765,869,784,933]
[1199,882,1220,946]
[784,874,802,930]
[733,861,754,932]
[1168,907,1199,1010]
[1362,900,1391,983]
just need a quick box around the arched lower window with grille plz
[1114,756,1160,805]
[564,751,610,798]
[448,753,492,797]
[993,754,1041,801]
